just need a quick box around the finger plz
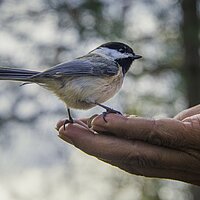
[182,114,200,125]
[99,151,200,186]
[56,119,65,130]
[58,123,200,173]
[91,114,192,149]
[87,114,99,128]
[57,124,76,144]
[58,134,73,145]
[56,118,89,130]
[59,123,131,160]
[139,168,200,186]
[106,158,200,185]
[91,114,154,136]
[174,104,200,121]
[56,115,100,130]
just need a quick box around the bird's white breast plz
[46,67,124,110]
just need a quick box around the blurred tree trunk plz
[181,0,200,199]
[181,0,200,107]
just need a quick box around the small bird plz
[0,42,141,124]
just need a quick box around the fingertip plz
[58,123,94,140]
[56,118,90,130]
[58,123,75,137]
[91,113,127,128]
[58,134,74,145]
[56,119,66,130]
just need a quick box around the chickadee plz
[0,42,141,124]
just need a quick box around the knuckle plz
[121,141,159,168]
[133,153,159,169]
[148,119,187,147]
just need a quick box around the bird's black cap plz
[100,42,134,54]
[99,42,142,60]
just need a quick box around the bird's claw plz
[102,108,122,122]
[63,118,74,130]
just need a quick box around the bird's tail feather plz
[0,67,39,82]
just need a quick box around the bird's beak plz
[132,54,142,60]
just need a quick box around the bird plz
[0,42,141,125]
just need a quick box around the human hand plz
[56,105,200,186]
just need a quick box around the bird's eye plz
[119,48,125,53]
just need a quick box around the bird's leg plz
[62,105,93,131]
[95,102,122,122]
[63,108,74,130]
[67,108,74,122]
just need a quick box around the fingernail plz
[87,114,99,128]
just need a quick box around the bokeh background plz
[0,0,199,199]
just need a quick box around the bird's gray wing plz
[34,55,119,79]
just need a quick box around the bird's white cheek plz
[92,48,132,60]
